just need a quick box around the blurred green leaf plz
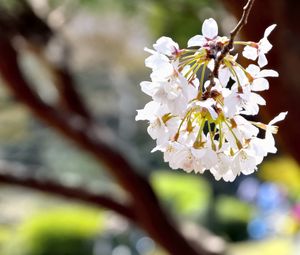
[215,196,254,241]
[7,206,103,255]
[151,171,211,218]
[216,195,254,223]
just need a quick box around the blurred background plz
[0,0,299,254]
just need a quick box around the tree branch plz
[0,0,91,121]
[0,161,136,221]
[225,0,255,52]
[0,37,219,255]
[208,0,255,90]
[26,43,92,121]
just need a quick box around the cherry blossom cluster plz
[136,18,287,181]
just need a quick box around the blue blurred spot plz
[257,183,281,211]
[248,218,268,239]
[237,177,259,202]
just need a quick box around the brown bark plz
[0,162,136,221]
[222,0,300,163]
[0,37,219,255]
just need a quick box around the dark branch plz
[0,38,216,255]
[227,0,255,50]
[27,44,92,121]
[0,162,136,221]
[0,0,91,120]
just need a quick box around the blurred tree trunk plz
[0,2,225,254]
[222,0,300,163]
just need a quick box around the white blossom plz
[242,24,277,67]
[188,18,219,47]
[153,36,179,57]
[246,64,279,91]
[136,18,286,181]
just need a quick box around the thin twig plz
[227,0,255,50]
[207,0,255,91]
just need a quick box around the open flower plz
[153,36,180,57]
[242,24,276,67]
[188,18,219,48]
[246,64,279,91]
[254,112,288,154]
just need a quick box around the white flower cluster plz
[136,18,287,181]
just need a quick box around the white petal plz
[269,111,288,125]
[264,132,277,154]
[187,35,206,47]
[144,47,155,54]
[234,66,249,86]
[208,108,218,120]
[246,64,260,76]
[207,59,215,71]
[251,92,266,105]
[218,65,231,86]
[145,53,169,69]
[264,24,277,38]
[222,171,237,182]
[242,46,258,60]
[147,120,166,140]
[251,78,269,91]
[258,69,279,78]
[258,53,268,67]
[204,149,218,169]
[140,81,160,97]
[191,147,206,158]
[259,38,273,53]
[202,18,218,39]
[154,36,179,56]
[234,115,259,137]
[198,98,218,119]
[135,101,160,121]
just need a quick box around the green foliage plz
[0,226,12,254]
[0,0,19,10]
[146,0,215,45]
[7,206,103,255]
[73,0,216,45]
[215,195,254,241]
[216,195,254,223]
[151,171,211,218]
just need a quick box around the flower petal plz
[258,53,268,67]
[135,101,160,121]
[154,36,179,56]
[258,69,279,78]
[187,35,206,47]
[269,112,288,125]
[140,81,160,97]
[218,65,231,86]
[202,18,218,39]
[264,24,277,38]
[259,38,273,53]
[251,92,266,105]
[251,78,269,91]
[242,46,258,60]
[207,59,215,71]
[246,64,260,76]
